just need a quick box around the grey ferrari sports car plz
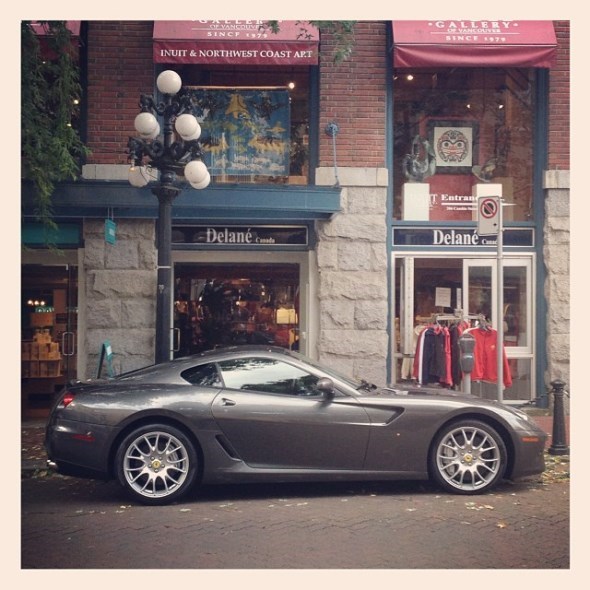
[45,345,547,505]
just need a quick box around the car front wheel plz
[429,420,507,494]
[115,424,198,505]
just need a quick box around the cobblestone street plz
[19,417,572,572]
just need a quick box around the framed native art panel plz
[188,88,291,179]
[427,119,479,174]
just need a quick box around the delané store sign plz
[393,227,534,248]
[172,225,308,247]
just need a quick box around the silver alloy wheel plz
[435,424,502,492]
[122,430,190,499]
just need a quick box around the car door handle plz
[221,398,236,407]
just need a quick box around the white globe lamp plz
[157,70,182,95]
[128,165,150,188]
[175,114,201,141]
[134,112,158,137]
[141,121,160,140]
[189,171,211,190]
[184,160,208,185]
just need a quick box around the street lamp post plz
[127,70,210,364]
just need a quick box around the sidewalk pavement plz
[20,410,570,475]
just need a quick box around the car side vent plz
[215,434,240,460]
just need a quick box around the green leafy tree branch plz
[21,21,90,237]
[266,20,356,62]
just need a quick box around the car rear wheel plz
[429,420,507,494]
[115,424,198,505]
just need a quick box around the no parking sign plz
[477,196,501,236]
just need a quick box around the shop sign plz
[104,219,117,244]
[393,227,534,248]
[153,21,319,66]
[172,225,308,247]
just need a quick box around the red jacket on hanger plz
[467,326,513,388]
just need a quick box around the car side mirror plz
[316,377,335,399]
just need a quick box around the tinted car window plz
[218,357,321,396]
[181,363,223,387]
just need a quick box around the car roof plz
[114,345,297,381]
[177,345,295,362]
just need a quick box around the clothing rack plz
[430,311,488,325]
[411,311,494,388]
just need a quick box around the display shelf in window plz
[21,339,62,379]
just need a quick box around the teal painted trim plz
[21,181,342,221]
[534,69,550,408]
[22,221,82,247]
[309,66,320,185]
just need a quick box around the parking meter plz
[458,333,476,373]
[458,333,476,395]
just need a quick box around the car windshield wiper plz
[357,379,377,391]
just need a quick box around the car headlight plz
[510,407,532,421]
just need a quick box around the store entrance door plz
[21,263,78,417]
[393,255,534,402]
[173,263,301,357]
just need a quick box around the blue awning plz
[21,181,342,223]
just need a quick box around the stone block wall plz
[316,168,389,386]
[83,219,157,377]
[543,170,570,406]
[314,22,389,386]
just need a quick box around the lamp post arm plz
[127,136,165,164]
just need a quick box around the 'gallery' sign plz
[153,21,319,65]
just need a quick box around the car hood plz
[368,385,509,408]
[361,384,471,400]
[354,385,543,429]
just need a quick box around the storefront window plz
[174,65,310,185]
[393,255,535,402]
[173,263,300,356]
[393,68,536,222]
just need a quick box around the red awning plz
[29,21,81,37]
[29,21,81,59]
[153,20,319,66]
[392,20,557,68]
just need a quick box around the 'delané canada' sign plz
[172,225,309,247]
[393,227,534,248]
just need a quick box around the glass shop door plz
[463,258,534,401]
[393,255,534,402]
[21,263,78,416]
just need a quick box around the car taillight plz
[61,391,76,407]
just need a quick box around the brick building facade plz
[21,20,570,414]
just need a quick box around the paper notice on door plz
[435,287,452,308]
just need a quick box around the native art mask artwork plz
[436,128,470,165]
